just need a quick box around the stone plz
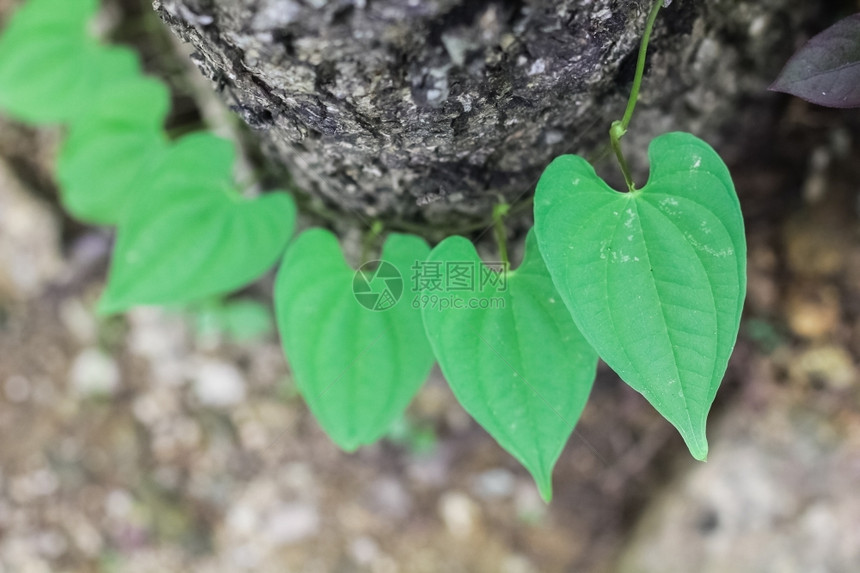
[790,345,856,391]
[783,203,848,278]
[438,491,480,539]
[472,468,516,499]
[191,359,247,408]
[614,394,860,573]
[69,348,121,397]
[785,283,840,340]
[127,308,190,387]
[365,477,412,520]
[58,298,99,345]
[263,502,320,545]
[349,535,380,565]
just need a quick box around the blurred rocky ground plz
[2,105,860,573]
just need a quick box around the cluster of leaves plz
[0,0,296,313]
[0,0,748,501]
[770,12,860,109]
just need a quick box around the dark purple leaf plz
[770,13,860,108]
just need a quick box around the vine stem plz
[360,220,384,265]
[611,0,663,191]
[621,0,663,131]
[493,203,511,267]
[610,121,636,191]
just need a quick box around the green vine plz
[610,0,663,191]
[0,0,747,502]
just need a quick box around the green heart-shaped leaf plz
[78,73,171,128]
[421,230,597,501]
[128,131,236,204]
[274,229,435,451]
[59,130,232,227]
[534,132,746,460]
[1,0,97,32]
[57,123,167,225]
[0,12,140,125]
[99,133,295,313]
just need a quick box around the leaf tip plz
[532,471,554,504]
[538,483,553,504]
[331,434,364,454]
[687,435,709,462]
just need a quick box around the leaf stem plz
[610,121,636,191]
[610,0,662,191]
[360,220,384,264]
[493,202,511,267]
[621,0,663,132]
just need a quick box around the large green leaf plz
[57,123,167,225]
[0,0,97,32]
[421,230,597,501]
[0,35,90,123]
[99,133,295,313]
[77,73,171,128]
[0,1,141,125]
[58,127,225,227]
[128,131,236,204]
[274,229,435,451]
[534,132,746,460]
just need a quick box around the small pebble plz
[473,468,516,499]
[350,535,380,565]
[793,345,856,391]
[785,285,840,339]
[439,491,479,539]
[264,502,320,545]
[192,360,246,407]
[69,348,120,396]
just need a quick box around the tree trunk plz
[153,0,815,229]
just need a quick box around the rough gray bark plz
[153,0,814,229]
